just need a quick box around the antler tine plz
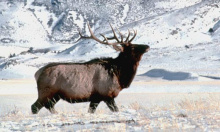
[86,22,102,43]
[77,23,96,40]
[78,28,87,38]
[81,22,111,45]
[78,22,128,50]
[73,28,85,43]
[116,28,124,43]
[109,23,120,42]
[128,29,137,43]
[125,29,131,42]
[100,30,123,52]
[100,34,109,43]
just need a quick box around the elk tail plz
[34,67,45,81]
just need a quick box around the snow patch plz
[139,69,198,81]
[155,0,202,10]
[0,46,27,58]
[119,4,129,24]
[68,10,85,29]
[0,64,37,79]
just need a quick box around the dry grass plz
[129,101,142,110]
[1,93,220,131]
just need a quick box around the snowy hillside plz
[0,0,220,80]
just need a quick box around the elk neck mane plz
[86,51,144,89]
[113,51,144,88]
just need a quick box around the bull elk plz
[31,22,150,114]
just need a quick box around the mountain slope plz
[0,0,219,80]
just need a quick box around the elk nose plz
[145,46,150,52]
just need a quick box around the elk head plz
[78,22,150,58]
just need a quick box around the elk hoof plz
[31,105,39,114]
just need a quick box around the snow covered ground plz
[0,79,220,131]
[1,80,220,131]
[0,0,220,131]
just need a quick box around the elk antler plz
[128,29,137,43]
[78,22,137,51]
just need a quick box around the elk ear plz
[113,45,124,52]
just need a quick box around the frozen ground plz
[2,92,220,131]
[1,80,220,131]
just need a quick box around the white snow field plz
[0,79,219,131]
[0,0,220,131]
[1,80,220,131]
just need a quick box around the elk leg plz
[104,98,119,112]
[44,95,60,114]
[88,100,101,113]
[31,99,43,114]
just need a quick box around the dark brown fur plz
[32,43,149,114]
